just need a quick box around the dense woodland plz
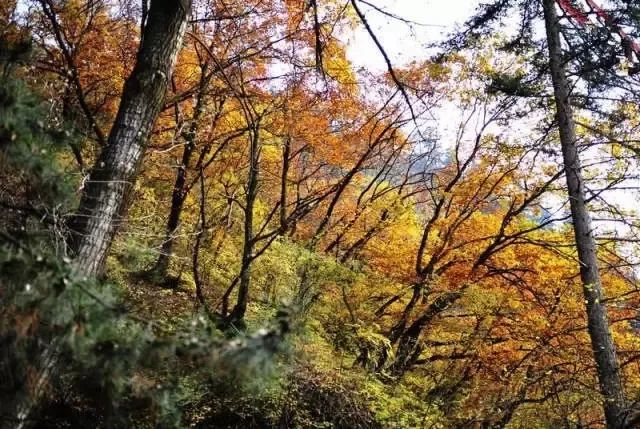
[2,0,640,427]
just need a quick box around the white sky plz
[346,0,481,71]
[343,1,485,149]
[344,1,640,251]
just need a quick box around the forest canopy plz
[2,0,640,428]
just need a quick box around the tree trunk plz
[8,3,192,428]
[389,291,463,376]
[154,139,193,278]
[229,126,260,324]
[153,68,210,280]
[542,1,627,427]
[69,0,191,278]
[279,136,290,233]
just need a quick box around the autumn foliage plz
[2,0,640,428]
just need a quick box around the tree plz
[437,1,640,425]
[68,0,192,277]
[3,0,193,425]
[542,0,627,426]
[6,0,640,426]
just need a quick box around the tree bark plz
[229,125,260,324]
[8,3,192,427]
[389,290,463,376]
[69,0,191,278]
[153,68,210,280]
[542,1,627,427]
[279,136,290,233]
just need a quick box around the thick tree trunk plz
[542,1,627,427]
[8,3,192,428]
[69,0,191,277]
